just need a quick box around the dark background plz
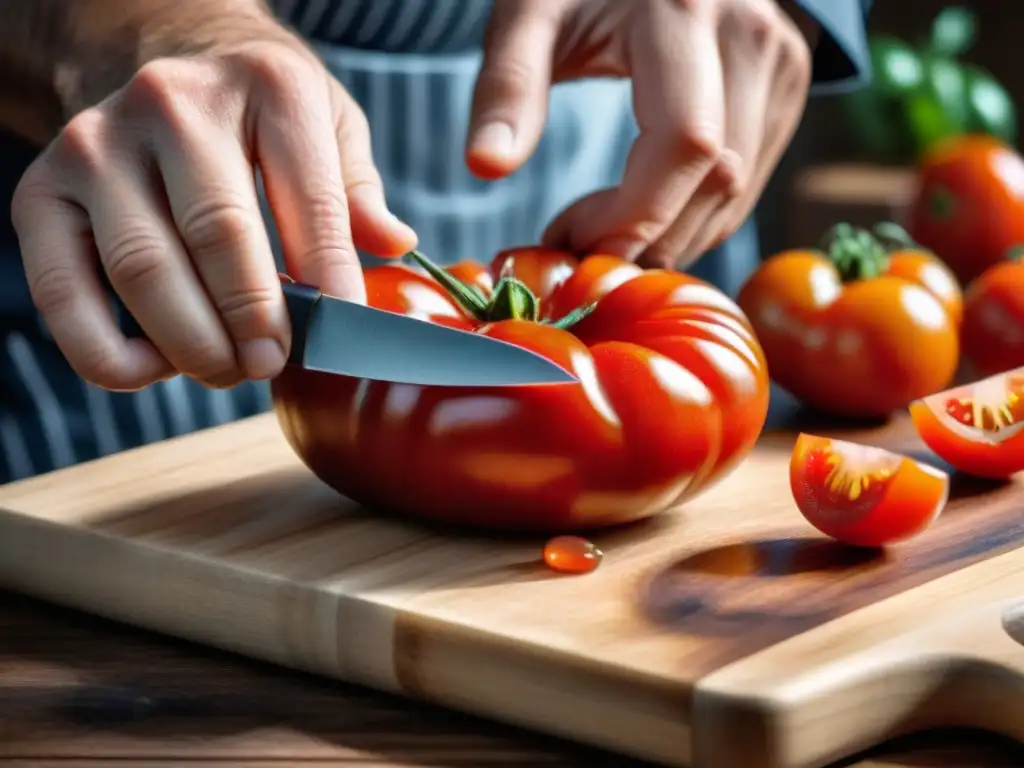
[758,0,1024,255]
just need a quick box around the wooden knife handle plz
[117,273,322,368]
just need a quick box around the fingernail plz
[238,338,286,380]
[470,122,515,160]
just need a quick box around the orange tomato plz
[272,246,770,530]
[738,223,961,419]
[909,367,1024,478]
[960,258,1024,379]
[790,433,950,547]
[907,134,1024,285]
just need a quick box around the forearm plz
[0,0,277,144]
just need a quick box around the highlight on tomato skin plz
[959,259,1024,380]
[789,433,950,548]
[271,246,772,531]
[909,366,1024,479]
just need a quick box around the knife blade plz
[118,277,579,388]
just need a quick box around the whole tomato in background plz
[960,255,1024,379]
[272,248,770,531]
[737,223,961,420]
[907,134,1024,285]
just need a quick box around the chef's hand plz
[12,17,416,392]
[467,0,816,270]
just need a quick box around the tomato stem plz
[488,276,539,322]
[821,223,890,282]
[872,222,919,251]
[406,249,594,329]
[1007,245,1024,262]
[409,250,489,318]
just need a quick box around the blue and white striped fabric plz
[0,0,872,484]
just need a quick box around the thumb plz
[466,1,560,180]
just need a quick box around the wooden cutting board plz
[0,396,1022,768]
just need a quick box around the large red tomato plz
[907,134,1024,285]
[272,247,770,530]
[960,258,1024,379]
[909,366,1024,478]
[737,223,961,419]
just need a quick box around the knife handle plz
[117,273,322,368]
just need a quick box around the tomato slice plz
[909,367,1024,478]
[790,433,950,547]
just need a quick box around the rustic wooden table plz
[0,590,1021,767]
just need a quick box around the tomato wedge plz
[909,367,1024,478]
[790,433,950,547]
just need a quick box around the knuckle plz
[731,2,780,51]
[669,0,704,12]
[26,260,79,317]
[344,170,385,197]
[668,126,723,165]
[304,186,350,231]
[242,46,311,101]
[178,197,256,256]
[301,243,360,283]
[76,346,145,392]
[56,108,109,175]
[714,152,747,199]
[126,59,187,109]
[193,361,245,390]
[10,165,54,233]
[103,223,168,290]
[614,219,670,246]
[478,55,536,100]
[216,283,280,335]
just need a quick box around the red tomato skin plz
[960,261,1024,379]
[908,134,1024,285]
[738,250,960,419]
[790,434,949,548]
[909,369,1024,479]
[272,249,770,531]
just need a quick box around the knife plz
[117,276,578,387]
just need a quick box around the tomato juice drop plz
[543,535,603,574]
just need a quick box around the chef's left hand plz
[466,0,818,270]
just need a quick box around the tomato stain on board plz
[543,535,603,575]
[639,486,1024,669]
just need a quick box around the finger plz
[639,11,776,271]
[549,2,726,260]
[85,154,243,388]
[248,50,366,302]
[12,169,172,392]
[154,109,291,382]
[466,0,561,179]
[328,81,417,258]
[635,152,742,271]
[691,18,811,256]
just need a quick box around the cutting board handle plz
[815,598,1024,766]
[695,598,1024,768]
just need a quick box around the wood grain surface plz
[0,391,1021,767]
[1,589,1022,767]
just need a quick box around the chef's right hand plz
[12,28,416,392]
